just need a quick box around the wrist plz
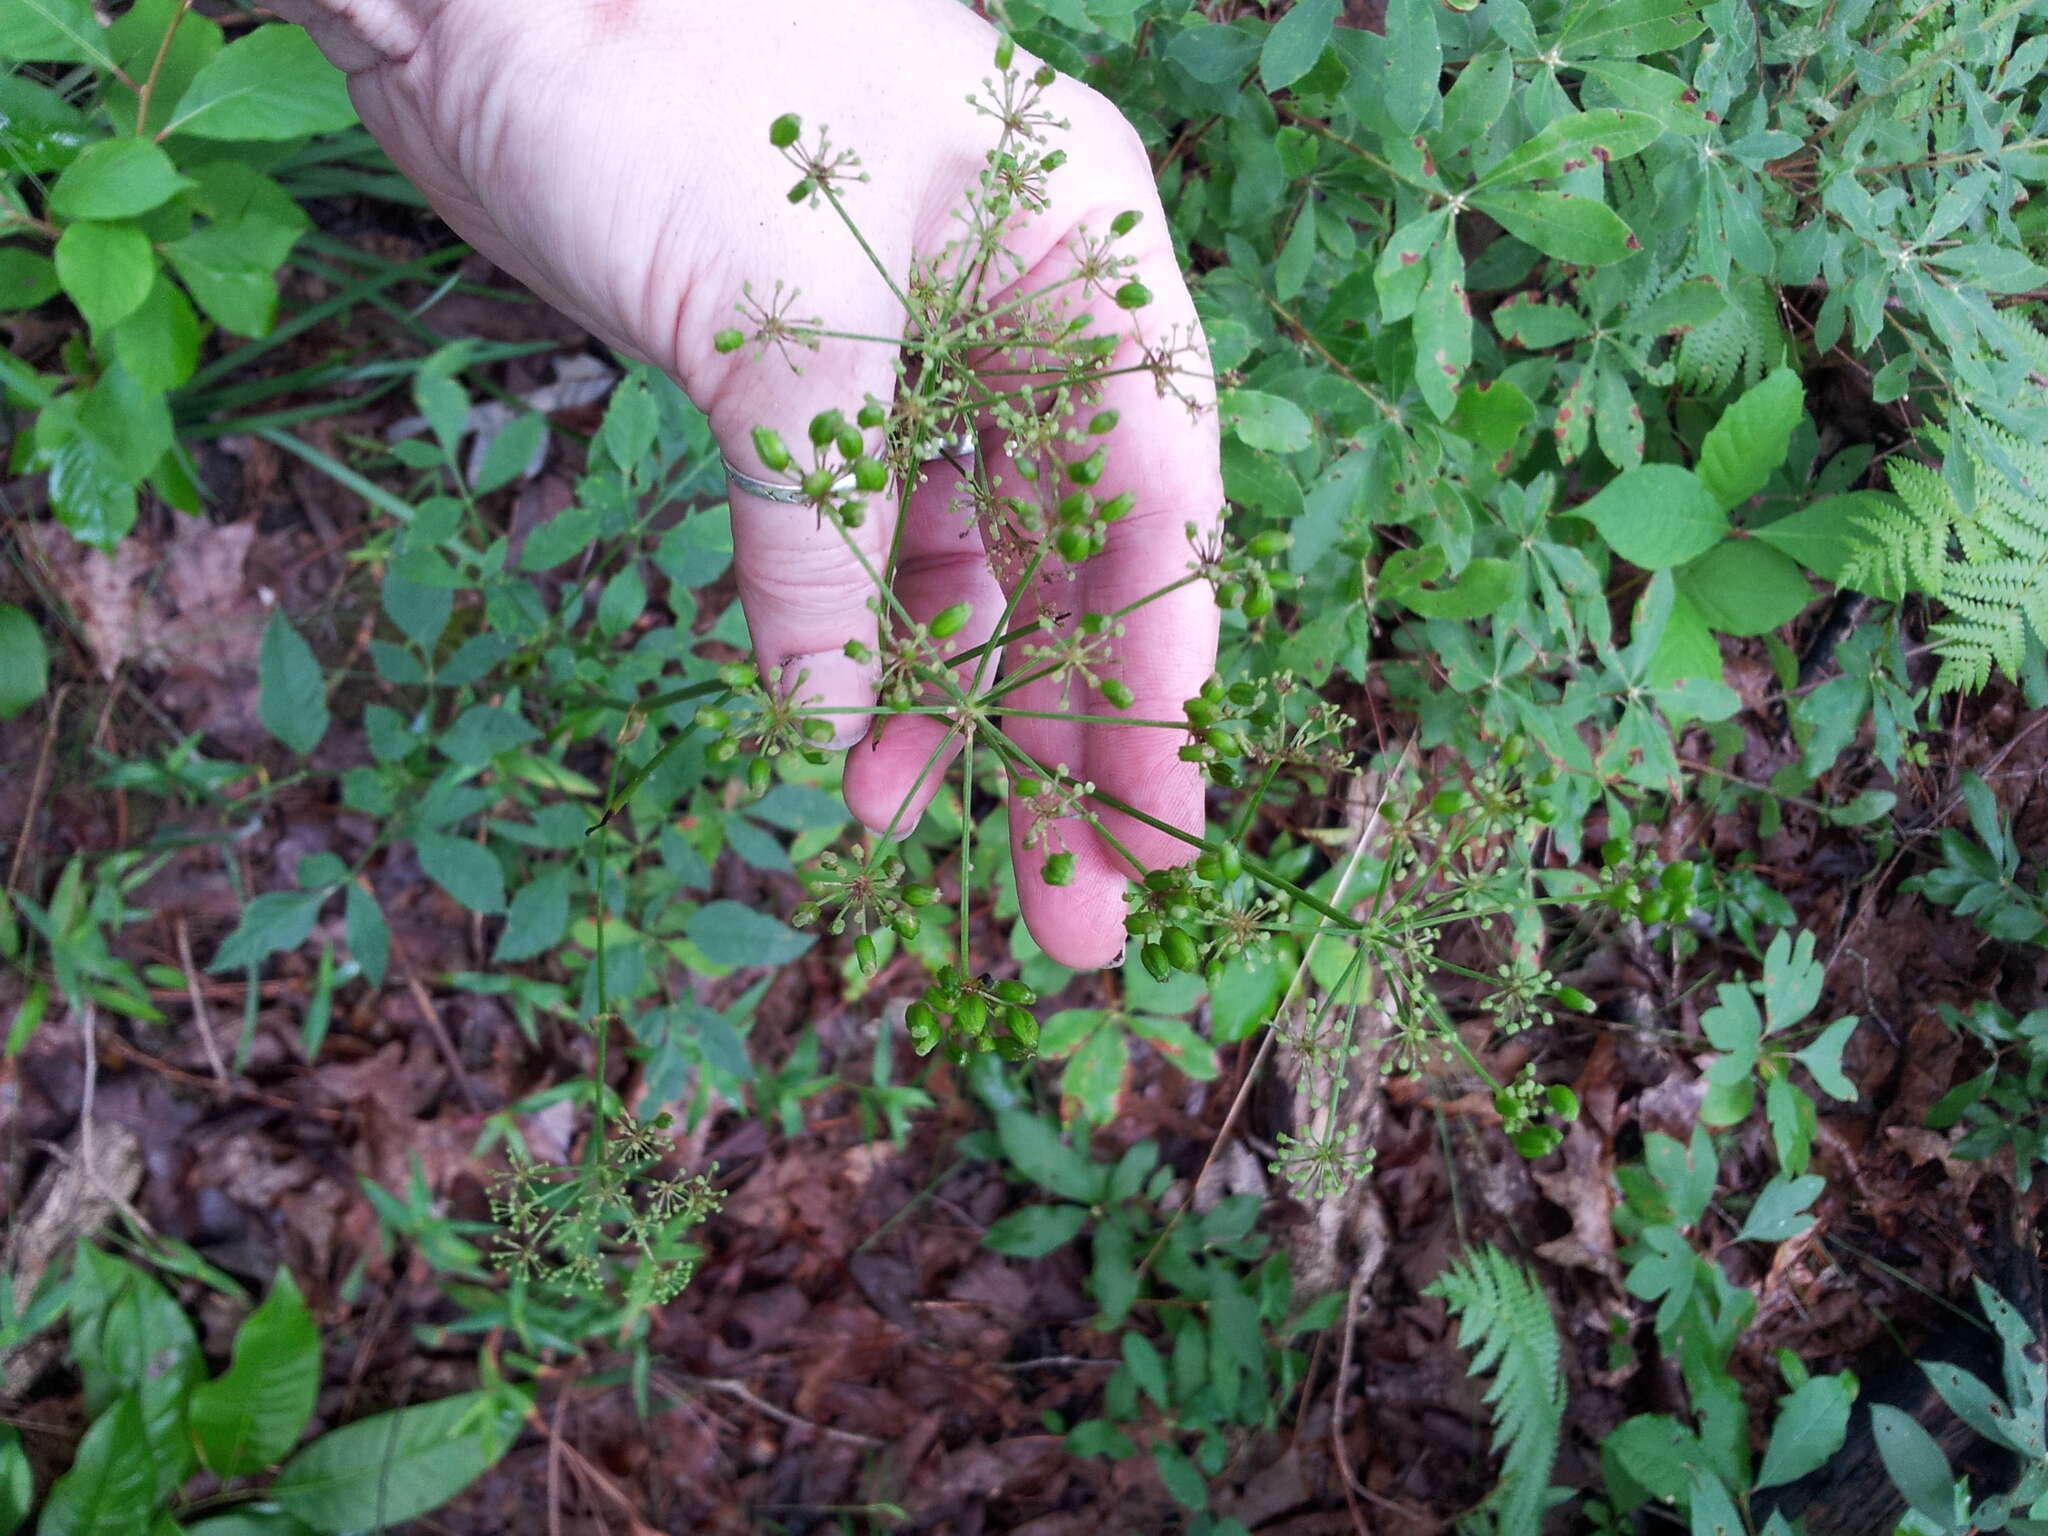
[265,0,448,73]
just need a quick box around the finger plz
[841,454,1005,837]
[706,289,908,752]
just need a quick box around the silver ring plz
[720,435,978,505]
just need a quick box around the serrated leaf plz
[493,865,570,963]
[684,900,812,967]
[1575,464,1728,568]
[997,1107,1103,1202]
[415,832,506,915]
[983,1203,1089,1258]
[191,1269,321,1477]
[259,610,328,755]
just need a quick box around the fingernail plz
[1110,942,1128,970]
[860,808,923,842]
[781,649,874,752]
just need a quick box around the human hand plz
[275,0,1223,968]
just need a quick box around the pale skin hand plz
[275,0,1223,968]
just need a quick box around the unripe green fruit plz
[808,409,844,446]
[1042,851,1076,886]
[707,737,739,764]
[1161,926,1199,972]
[1005,1008,1039,1050]
[751,427,791,472]
[902,883,936,907]
[1242,581,1274,619]
[1057,527,1092,563]
[890,910,920,940]
[1110,209,1141,237]
[694,704,731,733]
[853,457,888,491]
[1247,529,1291,559]
[748,756,772,796]
[714,329,745,354]
[995,978,1036,1005]
[769,112,802,148]
[800,467,836,500]
[1140,943,1172,982]
[930,602,970,639]
[854,934,878,974]
[956,994,988,1035]
[835,425,864,460]
[1101,679,1134,710]
[857,400,887,429]
[1553,986,1595,1013]
[1115,280,1153,309]
[787,178,815,203]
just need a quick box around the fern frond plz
[1426,1246,1566,1536]
[1674,274,1779,395]
[1845,417,2048,692]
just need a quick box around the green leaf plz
[1372,209,1448,324]
[996,1107,1103,1202]
[1448,379,1534,459]
[55,219,156,331]
[0,605,49,722]
[37,1396,154,1536]
[106,0,225,137]
[48,138,189,221]
[1675,539,1813,636]
[1121,1331,1168,1407]
[259,611,328,756]
[597,563,646,638]
[0,248,61,311]
[163,223,292,336]
[381,570,452,652]
[1792,1017,1859,1100]
[438,704,538,768]
[182,1513,317,1536]
[190,1269,321,1477]
[0,1425,30,1536]
[685,900,813,967]
[1476,108,1664,188]
[1413,237,1470,419]
[1696,368,1803,511]
[1559,0,1706,57]
[212,891,325,974]
[1474,187,1638,264]
[1735,1173,1825,1243]
[1752,493,1882,582]
[1577,465,1728,569]
[271,1391,521,1534]
[1870,1404,1956,1525]
[493,865,570,963]
[1380,0,1442,135]
[983,1202,1089,1258]
[415,832,506,915]
[343,884,388,991]
[1755,1374,1855,1489]
[1218,388,1312,453]
[166,24,357,141]
[1259,0,1337,91]
[472,412,548,496]
[1492,292,1590,348]
[1152,1442,1210,1512]
[0,0,107,66]
[1386,549,1516,618]
[109,277,201,393]
[1060,1024,1128,1124]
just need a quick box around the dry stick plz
[671,1373,886,1450]
[546,1386,568,1536]
[7,684,66,898]
[368,878,483,1114]
[523,1402,660,1536]
[174,917,230,1091]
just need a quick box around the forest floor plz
[4,190,2047,1536]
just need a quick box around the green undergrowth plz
[4,0,2048,1531]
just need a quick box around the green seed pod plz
[1178,744,1209,764]
[911,1030,940,1058]
[1214,580,1244,611]
[956,993,988,1036]
[1183,697,1216,727]
[1203,959,1225,989]
[706,736,739,764]
[995,978,1036,1005]
[1161,926,1199,972]
[1065,449,1106,486]
[747,755,772,796]
[787,178,815,203]
[1125,911,1159,936]
[843,638,874,663]
[1246,529,1291,559]
[1204,727,1235,754]
[906,1000,937,1036]
[719,661,759,690]
[1040,147,1066,171]
[1099,492,1134,522]
[1209,760,1242,787]
[853,457,888,492]
[1144,869,1177,893]
[1101,679,1134,710]
[751,427,792,472]
[835,425,864,460]
[694,704,731,733]
[1195,854,1220,882]
[993,1033,1031,1062]
[837,498,866,528]
[769,112,802,148]
[1114,280,1153,309]
[1219,844,1243,880]
[1058,491,1091,525]
[1005,1008,1039,1051]
[902,883,937,908]
[857,400,887,429]
[1088,409,1120,435]
[930,601,971,639]
[804,717,836,743]
[1042,851,1076,886]
[1140,943,1172,983]
[1242,581,1274,619]
[890,910,920,940]
[1056,527,1092,564]
[808,409,844,447]
[713,328,745,354]
[1109,209,1141,237]
[854,934,878,974]
[800,467,836,500]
